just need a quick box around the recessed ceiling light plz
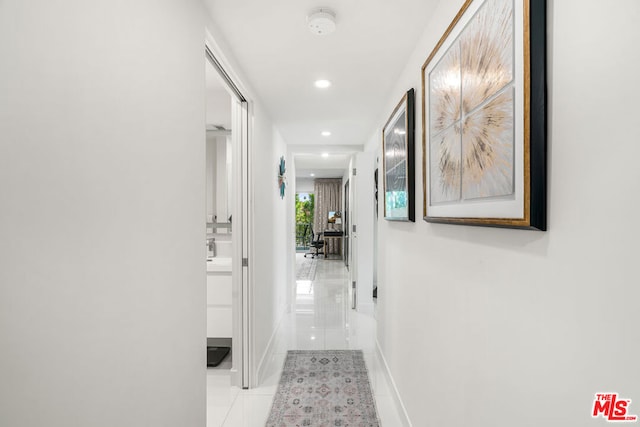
[310,173,315,177]
[321,131,331,137]
[314,79,331,89]
[322,153,329,158]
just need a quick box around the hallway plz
[207,254,404,426]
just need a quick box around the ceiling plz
[293,148,358,179]
[204,0,439,177]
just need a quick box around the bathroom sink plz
[206,257,232,273]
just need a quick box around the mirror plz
[206,61,233,233]
[206,130,232,231]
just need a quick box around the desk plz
[322,231,344,259]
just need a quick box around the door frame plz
[205,40,252,389]
[344,180,350,269]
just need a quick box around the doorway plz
[205,43,251,390]
[205,64,233,370]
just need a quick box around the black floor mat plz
[207,346,230,367]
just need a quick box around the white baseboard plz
[229,368,239,387]
[255,305,287,387]
[376,340,412,427]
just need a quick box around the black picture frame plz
[382,89,415,222]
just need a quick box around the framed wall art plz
[422,0,546,230]
[383,88,415,222]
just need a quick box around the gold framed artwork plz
[383,89,415,222]
[422,0,546,230]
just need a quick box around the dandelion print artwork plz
[429,0,515,204]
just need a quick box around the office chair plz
[304,229,324,258]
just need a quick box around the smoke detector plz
[307,8,336,36]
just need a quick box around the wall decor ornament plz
[382,88,415,221]
[422,0,546,230]
[278,156,286,199]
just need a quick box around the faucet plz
[207,237,216,258]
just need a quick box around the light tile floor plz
[206,254,404,426]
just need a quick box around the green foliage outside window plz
[295,193,314,225]
[295,193,314,249]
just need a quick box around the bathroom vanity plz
[206,235,232,339]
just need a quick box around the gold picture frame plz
[422,0,546,230]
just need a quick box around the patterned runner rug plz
[266,350,380,427]
[296,256,317,281]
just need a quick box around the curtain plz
[313,179,342,255]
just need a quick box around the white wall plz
[0,1,206,426]
[345,152,376,310]
[372,1,640,426]
[355,151,375,309]
[287,153,298,311]
[295,177,315,194]
[205,87,232,130]
[250,109,289,382]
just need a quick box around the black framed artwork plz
[382,88,415,222]
[422,0,546,230]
